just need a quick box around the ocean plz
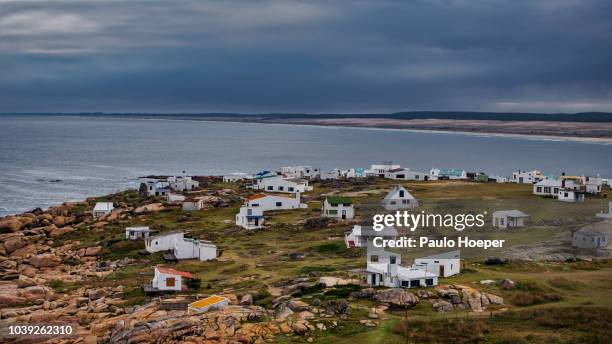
[1,115,611,216]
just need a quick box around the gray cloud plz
[0,0,611,113]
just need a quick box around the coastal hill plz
[0,177,611,343]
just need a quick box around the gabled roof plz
[387,168,406,173]
[397,266,438,279]
[383,185,415,201]
[326,196,353,206]
[576,220,612,236]
[156,267,194,279]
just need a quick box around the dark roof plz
[326,196,353,205]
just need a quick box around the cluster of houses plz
[139,174,208,209]
[344,224,460,288]
[531,173,604,203]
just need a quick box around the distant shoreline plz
[7,113,611,142]
[53,114,612,143]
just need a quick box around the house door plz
[371,274,377,285]
[254,218,259,226]
[342,210,346,219]
[439,265,445,277]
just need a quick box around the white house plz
[367,163,402,177]
[139,180,170,197]
[382,185,418,210]
[281,166,320,179]
[145,231,184,253]
[151,266,194,292]
[413,250,461,278]
[384,168,427,181]
[182,197,206,211]
[430,168,467,180]
[366,249,401,287]
[585,175,604,194]
[223,173,252,183]
[236,207,265,230]
[125,226,153,240]
[366,249,439,288]
[492,210,529,229]
[558,189,585,203]
[188,295,230,314]
[167,175,199,192]
[93,202,114,218]
[512,170,546,184]
[322,196,354,220]
[596,202,612,219]
[251,175,312,193]
[235,193,307,230]
[174,238,217,261]
[533,179,561,197]
[145,231,217,261]
[345,225,398,248]
[572,221,611,249]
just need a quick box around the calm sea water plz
[1,115,611,216]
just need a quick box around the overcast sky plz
[1,0,611,113]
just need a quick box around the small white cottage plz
[167,175,199,192]
[558,189,585,203]
[236,207,265,229]
[182,197,206,211]
[572,221,611,249]
[93,202,114,218]
[145,231,217,261]
[492,210,529,229]
[533,179,561,197]
[125,226,152,240]
[384,168,427,181]
[322,196,354,220]
[382,185,418,210]
[151,266,194,291]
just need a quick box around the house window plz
[564,192,569,197]
[166,277,175,287]
[399,190,404,197]
[267,186,273,191]
[278,186,284,191]
[288,187,294,192]
[402,200,408,204]
[537,187,542,192]
[390,256,396,264]
[401,280,409,287]
[425,278,434,286]
[370,255,379,262]
[410,280,420,288]
[390,201,396,205]
[276,202,282,207]
[251,203,259,207]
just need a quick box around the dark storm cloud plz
[1,0,611,113]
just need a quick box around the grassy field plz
[60,178,611,343]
